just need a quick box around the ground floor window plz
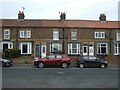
[114,43,120,55]
[68,43,80,55]
[50,43,62,52]
[20,43,32,54]
[97,43,108,54]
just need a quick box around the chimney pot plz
[18,11,25,19]
[99,13,106,21]
[60,12,66,20]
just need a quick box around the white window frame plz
[68,43,80,55]
[53,31,59,40]
[116,32,120,41]
[19,43,32,54]
[4,29,10,39]
[71,31,77,40]
[50,43,62,52]
[20,30,31,38]
[95,32,105,38]
[114,44,120,55]
[97,43,108,54]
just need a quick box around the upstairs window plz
[95,32,105,38]
[20,30,31,38]
[53,31,59,40]
[4,29,10,39]
[116,32,120,41]
[71,31,77,40]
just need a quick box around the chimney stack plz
[99,13,106,21]
[18,11,25,19]
[60,12,66,20]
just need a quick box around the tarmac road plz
[2,65,119,89]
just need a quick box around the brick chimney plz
[18,11,25,19]
[99,13,106,21]
[60,12,66,20]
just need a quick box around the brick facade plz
[0,13,120,64]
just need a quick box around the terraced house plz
[0,12,120,64]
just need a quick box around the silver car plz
[0,58,13,67]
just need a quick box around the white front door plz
[89,45,94,56]
[41,44,46,58]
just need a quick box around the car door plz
[54,55,62,65]
[89,57,100,67]
[86,56,97,67]
[82,56,92,67]
[45,55,55,65]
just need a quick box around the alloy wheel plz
[38,62,44,68]
[62,62,68,68]
[79,63,84,68]
[101,64,105,68]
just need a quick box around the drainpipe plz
[109,29,112,55]
[62,28,65,54]
[16,27,19,49]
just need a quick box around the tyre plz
[79,63,84,68]
[101,64,105,68]
[38,62,44,68]
[61,62,68,68]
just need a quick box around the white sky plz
[0,0,119,21]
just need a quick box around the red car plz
[34,54,71,68]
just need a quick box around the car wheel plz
[101,64,105,68]
[61,62,68,68]
[38,62,44,68]
[79,63,84,68]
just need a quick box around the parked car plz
[0,57,13,67]
[34,54,71,68]
[76,56,108,68]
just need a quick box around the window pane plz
[71,31,77,40]
[68,43,80,54]
[53,31,59,40]
[4,30,10,39]
[50,43,62,52]
[101,47,106,53]
[22,44,28,53]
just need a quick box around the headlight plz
[34,58,38,61]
